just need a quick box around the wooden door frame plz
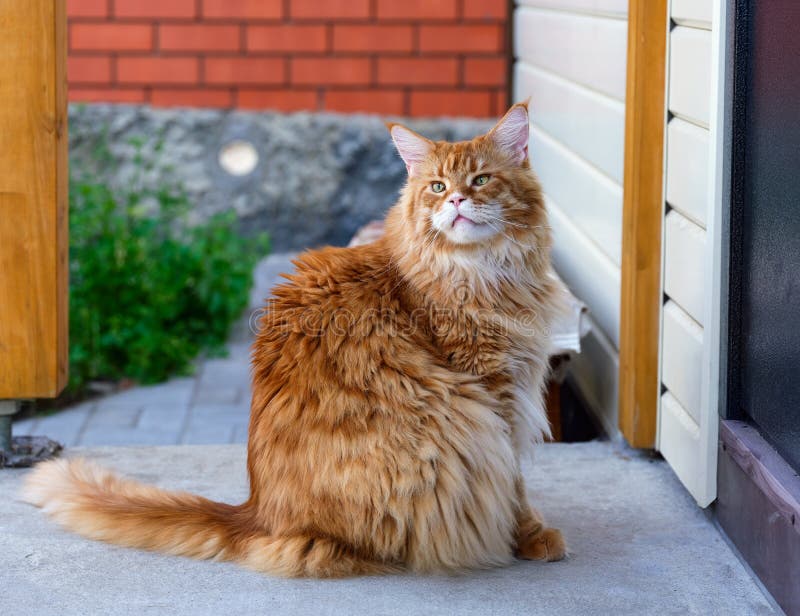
[618,0,669,448]
[0,0,68,399]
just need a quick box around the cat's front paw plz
[516,527,566,562]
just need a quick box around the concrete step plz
[0,441,775,615]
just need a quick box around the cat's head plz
[388,102,542,250]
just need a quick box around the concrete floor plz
[0,441,775,616]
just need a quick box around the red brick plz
[419,25,503,53]
[71,24,153,51]
[117,57,198,84]
[493,89,508,115]
[115,0,195,18]
[238,89,318,111]
[291,0,370,19]
[68,56,112,84]
[463,0,507,20]
[332,25,413,53]
[376,0,458,20]
[377,58,458,86]
[464,57,506,86]
[69,88,145,103]
[202,0,283,19]
[67,0,107,18]
[246,25,327,53]
[291,58,371,86]
[159,25,240,52]
[325,89,405,115]
[151,88,233,108]
[410,90,492,117]
[205,58,286,85]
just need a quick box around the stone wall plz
[68,104,493,251]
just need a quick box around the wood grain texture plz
[0,0,68,398]
[618,0,667,447]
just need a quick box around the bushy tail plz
[21,458,393,578]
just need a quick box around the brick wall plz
[67,0,509,117]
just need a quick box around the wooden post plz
[0,0,68,401]
[618,0,668,448]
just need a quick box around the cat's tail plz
[20,458,393,578]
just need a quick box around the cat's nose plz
[448,194,466,208]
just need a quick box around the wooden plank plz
[664,210,706,325]
[671,0,712,30]
[517,0,628,19]
[514,7,628,101]
[514,63,626,182]
[531,125,623,265]
[666,117,710,227]
[661,300,704,423]
[568,315,620,439]
[668,26,712,127]
[0,0,68,398]
[548,198,621,346]
[618,0,667,448]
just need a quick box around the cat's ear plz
[487,102,530,165]
[388,123,433,176]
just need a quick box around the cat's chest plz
[430,306,542,377]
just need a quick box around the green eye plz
[473,174,490,186]
[431,181,446,193]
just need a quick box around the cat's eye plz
[431,181,446,193]
[473,174,490,186]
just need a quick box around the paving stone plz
[103,378,195,407]
[79,427,180,447]
[180,423,235,445]
[193,385,245,405]
[24,403,95,447]
[11,417,38,435]
[137,403,191,432]
[87,404,142,430]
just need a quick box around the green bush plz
[67,137,268,394]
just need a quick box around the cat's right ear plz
[387,123,433,176]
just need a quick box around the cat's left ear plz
[387,123,433,176]
[487,102,530,165]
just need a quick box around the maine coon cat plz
[22,102,567,577]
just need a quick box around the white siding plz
[658,0,723,506]
[663,210,706,325]
[661,301,703,423]
[668,26,712,127]
[671,0,712,30]
[514,1,627,435]
[666,118,710,227]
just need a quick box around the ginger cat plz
[22,103,566,577]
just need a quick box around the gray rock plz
[68,105,493,251]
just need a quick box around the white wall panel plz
[515,7,628,100]
[548,199,620,346]
[515,63,625,182]
[568,316,619,439]
[671,0,712,30]
[664,210,706,325]
[661,301,703,424]
[666,118,710,227]
[668,26,712,127]
[518,0,627,19]
[531,126,622,265]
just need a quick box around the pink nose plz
[449,195,466,208]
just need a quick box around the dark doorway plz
[718,2,800,613]
[728,0,800,472]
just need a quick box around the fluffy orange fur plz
[22,103,566,577]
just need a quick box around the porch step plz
[0,441,776,615]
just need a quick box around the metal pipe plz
[0,401,19,453]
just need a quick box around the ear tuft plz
[388,123,433,176]
[488,103,530,164]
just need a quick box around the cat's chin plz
[439,220,499,246]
